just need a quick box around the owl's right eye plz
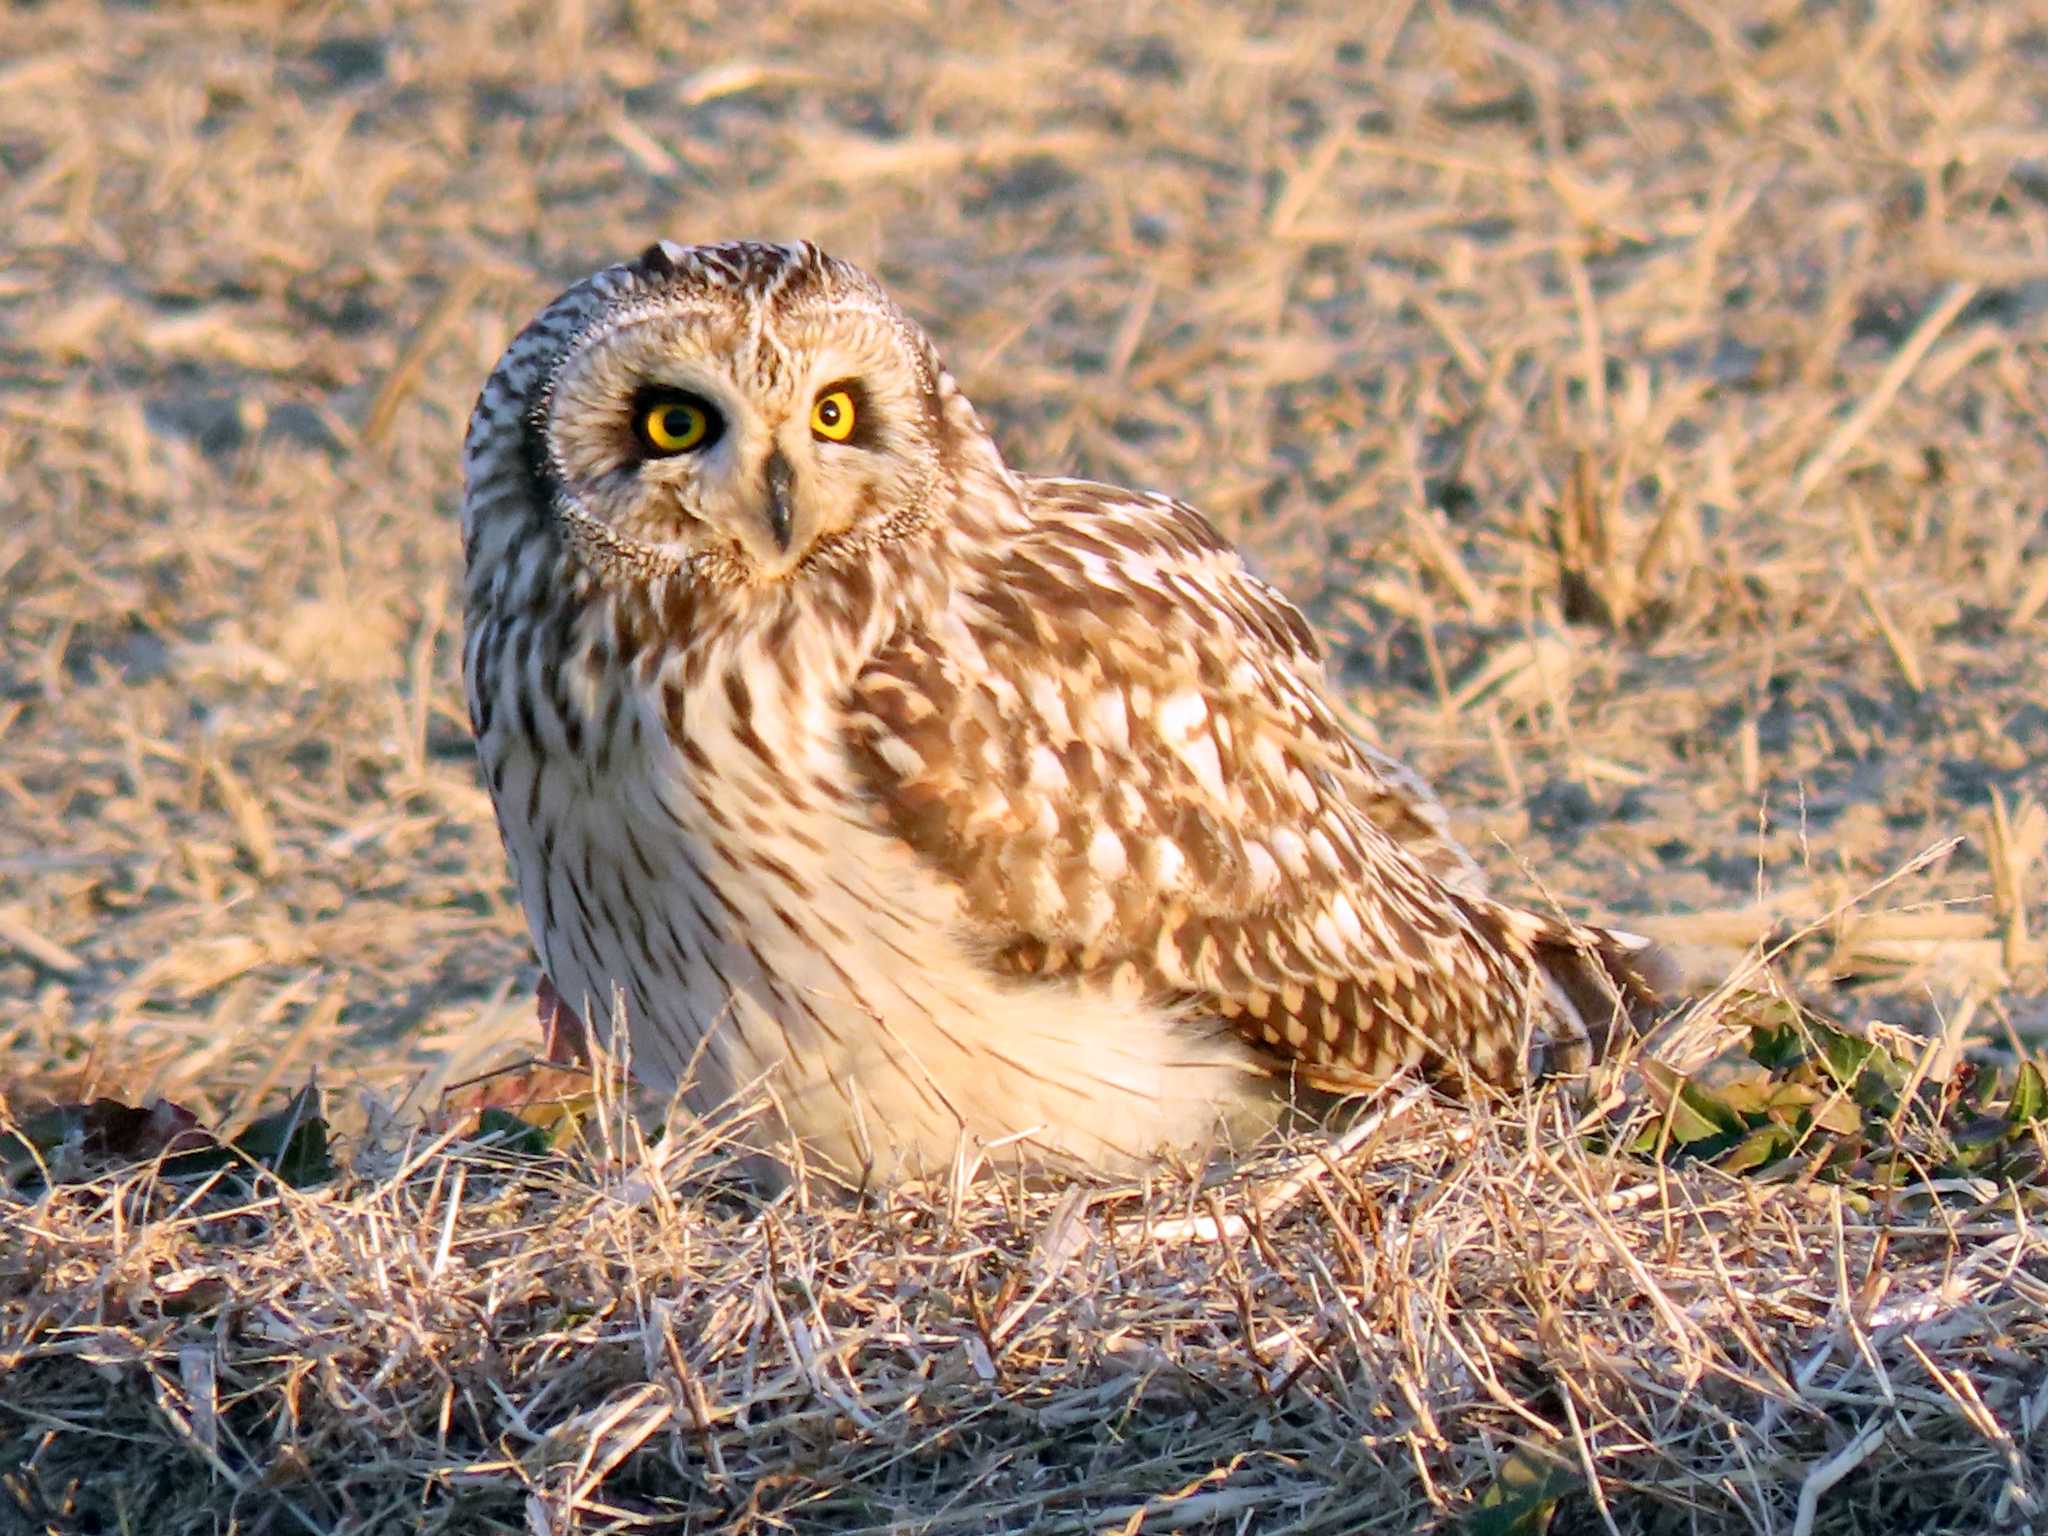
[633,391,723,457]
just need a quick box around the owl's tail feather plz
[1524,917,1680,1079]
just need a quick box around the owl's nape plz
[461,238,1666,1181]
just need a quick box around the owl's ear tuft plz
[638,241,678,279]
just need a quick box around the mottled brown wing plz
[844,477,1565,1087]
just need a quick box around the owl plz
[461,239,1664,1182]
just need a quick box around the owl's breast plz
[467,577,1270,1177]
[470,585,927,1086]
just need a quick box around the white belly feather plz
[489,615,1268,1179]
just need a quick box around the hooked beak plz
[764,447,795,554]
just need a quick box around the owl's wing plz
[844,478,1654,1088]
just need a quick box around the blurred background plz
[2,0,2044,1126]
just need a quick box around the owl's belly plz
[490,675,1273,1179]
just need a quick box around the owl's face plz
[531,242,955,581]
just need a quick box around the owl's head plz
[467,240,999,585]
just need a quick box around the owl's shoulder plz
[847,471,1491,914]
[940,475,1326,674]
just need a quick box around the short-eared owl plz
[462,240,1663,1180]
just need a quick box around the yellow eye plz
[637,396,716,455]
[810,388,857,442]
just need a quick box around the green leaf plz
[2009,1062,2047,1127]
[1719,1126,1794,1174]
[1624,1122,1662,1155]
[1808,1096,1864,1137]
[1668,1082,1747,1144]
[1966,1064,2000,1111]
[474,1106,553,1158]
[1819,1028,1876,1081]
[1747,1017,1806,1072]
[1712,1072,1776,1117]
[1468,1447,1577,1536]
[229,1083,334,1187]
[1765,1080,1821,1115]
[1,1105,82,1181]
[1945,1138,1997,1172]
[1816,1027,1906,1092]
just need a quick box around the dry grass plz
[7,1032,2048,1535]
[3,0,2047,1530]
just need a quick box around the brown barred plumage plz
[461,239,1666,1181]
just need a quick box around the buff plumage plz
[460,239,1663,1181]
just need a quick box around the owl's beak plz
[763,447,796,554]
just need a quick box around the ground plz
[2,2,2047,1533]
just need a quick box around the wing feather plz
[844,478,1652,1086]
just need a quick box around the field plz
[4,0,2048,1531]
